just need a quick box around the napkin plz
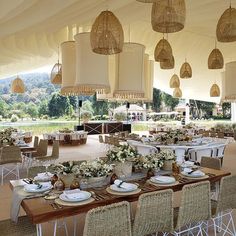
[63,189,86,200]
[190,170,205,177]
[114,179,134,191]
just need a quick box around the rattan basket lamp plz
[151,0,186,33]
[136,0,157,2]
[51,47,62,84]
[169,74,180,88]
[210,83,220,97]
[216,4,236,42]
[208,48,224,69]
[160,55,175,69]
[154,38,172,62]
[11,76,25,93]
[173,87,182,98]
[180,60,192,78]
[90,10,124,55]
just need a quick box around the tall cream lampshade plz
[113,42,145,100]
[210,83,220,97]
[154,38,172,62]
[208,48,224,69]
[169,74,180,88]
[173,87,182,98]
[151,0,186,33]
[60,41,76,95]
[180,60,192,78]
[74,32,111,95]
[90,10,124,55]
[217,6,236,42]
[11,77,25,93]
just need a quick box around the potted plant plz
[157,149,176,171]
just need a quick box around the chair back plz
[200,156,221,170]
[0,146,22,164]
[176,181,211,229]
[216,144,226,157]
[36,139,48,156]
[28,166,46,178]
[174,148,188,163]
[216,175,236,214]
[98,135,104,143]
[33,136,39,149]
[133,189,174,236]
[134,144,157,156]
[51,140,59,158]
[83,201,132,236]
[189,147,213,162]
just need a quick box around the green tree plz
[91,94,108,116]
[222,102,231,118]
[26,102,38,118]
[195,100,215,117]
[81,100,94,114]
[162,93,179,110]
[152,88,162,112]
[0,99,8,117]
[38,100,48,117]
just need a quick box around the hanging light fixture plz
[113,42,145,100]
[60,41,76,95]
[169,74,180,88]
[216,4,236,42]
[180,60,192,78]
[90,10,124,55]
[74,32,111,95]
[208,47,224,69]
[51,47,62,84]
[154,38,172,62]
[11,76,25,93]
[136,0,157,2]
[160,55,175,69]
[210,83,220,97]
[173,87,182,98]
[151,0,186,33]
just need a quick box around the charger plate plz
[147,179,179,187]
[106,187,141,196]
[55,197,94,206]
[180,174,209,180]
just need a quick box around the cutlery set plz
[50,202,63,210]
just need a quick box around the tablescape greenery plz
[157,149,176,171]
[0,127,17,145]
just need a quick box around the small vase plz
[113,161,133,178]
[70,177,80,190]
[162,160,174,171]
[54,178,65,191]
[59,173,75,188]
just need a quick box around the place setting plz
[180,167,209,180]
[147,175,179,187]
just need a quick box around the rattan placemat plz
[147,179,179,187]
[180,174,209,180]
[55,197,94,206]
[106,187,141,196]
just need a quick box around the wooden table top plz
[10,167,230,224]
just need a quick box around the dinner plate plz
[110,183,138,192]
[181,170,205,178]
[24,182,52,193]
[150,176,176,184]
[59,191,91,202]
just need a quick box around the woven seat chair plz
[188,147,213,163]
[210,175,236,236]
[33,136,39,149]
[133,189,174,236]
[0,216,36,236]
[0,146,22,185]
[98,135,104,143]
[174,181,211,235]
[32,139,48,157]
[83,201,132,236]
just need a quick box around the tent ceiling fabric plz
[0,0,235,103]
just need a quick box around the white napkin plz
[190,170,205,177]
[63,189,86,200]
[114,179,134,191]
[153,176,175,183]
[184,161,195,166]
[37,172,53,178]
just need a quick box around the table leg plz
[73,216,77,236]
[36,224,43,236]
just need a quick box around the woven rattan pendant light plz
[90,10,124,55]
[180,60,192,78]
[208,48,224,69]
[51,47,62,84]
[210,83,220,97]
[173,87,182,98]
[154,38,172,62]
[151,0,186,33]
[160,55,175,69]
[11,76,25,93]
[216,5,236,42]
[169,74,180,88]
[136,0,157,2]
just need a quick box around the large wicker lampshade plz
[180,61,192,79]
[90,10,124,55]
[151,0,186,33]
[216,6,236,42]
[208,48,224,69]
[60,41,76,95]
[11,77,25,93]
[173,87,182,98]
[136,0,157,2]
[169,74,180,88]
[154,38,172,62]
[210,83,220,97]
[74,32,111,95]
[114,42,145,100]
[160,55,175,69]
[50,63,62,84]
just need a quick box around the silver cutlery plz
[89,191,101,200]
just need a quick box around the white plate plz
[24,182,52,193]
[150,176,176,184]
[110,183,138,192]
[181,171,205,178]
[59,191,91,202]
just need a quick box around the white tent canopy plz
[0,0,235,103]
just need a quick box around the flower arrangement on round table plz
[157,149,176,171]
[0,127,17,146]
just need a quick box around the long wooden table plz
[10,167,230,235]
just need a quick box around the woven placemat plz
[180,174,209,180]
[147,179,179,187]
[55,197,94,206]
[106,187,141,196]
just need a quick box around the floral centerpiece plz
[106,144,137,177]
[155,129,188,144]
[0,127,17,146]
[157,149,176,171]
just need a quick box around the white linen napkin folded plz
[63,189,86,200]
[37,172,53,178]
[114,179,134,190]
[183,168,204,176]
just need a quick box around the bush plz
[10,114,19,122]
[81,111,93,122]
[114,112,126,121]
[41,115,48,120]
